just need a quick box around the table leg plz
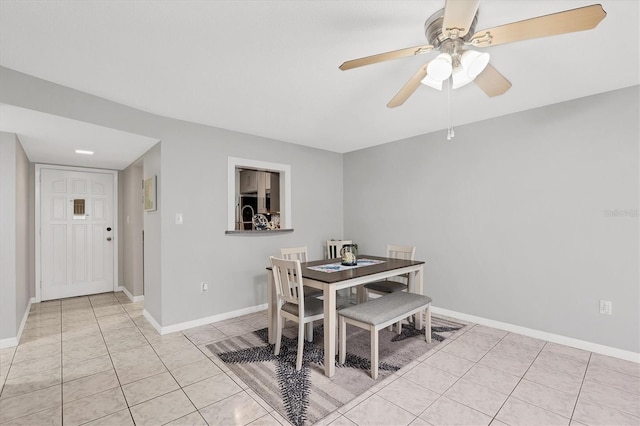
[323,286,336,377]
[356,285,366,304]
[267,271,276,344]
[411,266,425,330]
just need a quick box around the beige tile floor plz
[0,292,638,426]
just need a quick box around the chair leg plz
[296,320,305,371]
[274,313,283,355]
[339,316,346,364]
[425,305,432,343]
[370,326,379,380]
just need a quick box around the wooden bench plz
[338,291,432,379]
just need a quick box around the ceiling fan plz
[339,1,607,108]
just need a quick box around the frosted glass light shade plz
[420,73,443,90]
[461,50,490,78]
[427,53,453,81]
[452,66,473,89]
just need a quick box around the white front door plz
[40,167,115,300]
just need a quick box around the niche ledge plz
[225,229,294,235]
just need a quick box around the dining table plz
[267,254,425,377]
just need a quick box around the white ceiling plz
[0,104,159,170]
[0,1,638,168]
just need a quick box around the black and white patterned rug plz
[206,315,465,426]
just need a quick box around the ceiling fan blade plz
[469,4,606,48]
[387,63,429,108]
[339,45,433,70]
[442,0,480,38]
[474,63,512,97]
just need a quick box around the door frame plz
[35,164,119,303]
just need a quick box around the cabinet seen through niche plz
[236,168,280,230]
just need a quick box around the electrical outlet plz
[599,300,612,315]
[201,282,208,292]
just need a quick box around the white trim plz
[142,309,163,334]
[119,286,144,303]
[0,297,34,349]
[35,164,119,302]
[0,337,18,349]
[432,306,640,363]
[145,303,268,335]
[227,157,292,231]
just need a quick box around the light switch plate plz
[599,300,612,315]
[175,213,183,225]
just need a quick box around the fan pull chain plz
[447,77,455,140]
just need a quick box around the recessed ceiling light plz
[75,149,94,155]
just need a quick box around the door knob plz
[107,237,112,241]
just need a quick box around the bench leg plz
[371,326,378,380]
[339,316,346,364]
[425,305,432,343]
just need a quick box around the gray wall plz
[0,132,32,340]
[344,86,639,353]
[0,67,344,329]
[142,143,162,322]
[15,139,31,331]
[122,161,144,297]
[0,132,18,340]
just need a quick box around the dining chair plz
[326,239,353,259]
[280,246,308,263]
[326,240,358,302]
[364,244,416,297]
[270,256,324,370]
[280,246,322,341]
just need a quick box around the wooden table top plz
[298,255,424,284]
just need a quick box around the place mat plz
[306,258,385,273]
[205,315,467,426]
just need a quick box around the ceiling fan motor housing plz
[425,8,478,48]
[425,8,480,68]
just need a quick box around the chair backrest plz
[270,256,305,310]
[387,244,416,283]
[387,244,416,261]
[326,240,353,259]
[280,246,308,263]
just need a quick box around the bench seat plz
[338,291,432,379]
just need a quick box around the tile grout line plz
[485,337,547,424]
[87,294,136,426]
[358,322,474,422]
[568,351,592,423]
[59,302,64,425]
[115,295,212,424]
[0,302,63,424]
[410,324,506,422]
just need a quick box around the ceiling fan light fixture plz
[426,53,453,81]
[451,66,474,89]
[420,73,443,90]
[460,49,490,78]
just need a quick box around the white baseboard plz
[0,297,35,349]
[432,306,640,363]
[144,303,268,335]
[0,336,18,349]
[120,286,144,303]
[142,309,163,334]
